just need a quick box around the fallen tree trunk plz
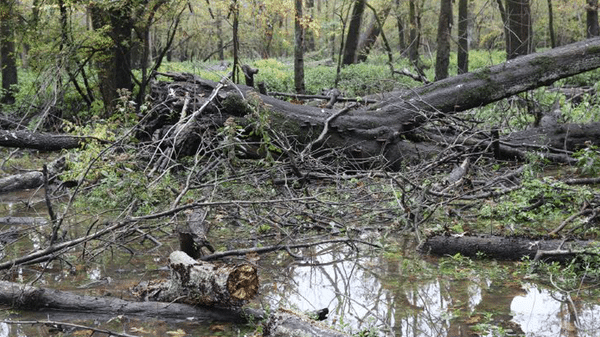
[419,234,595,262]
[0,156,65,193]
[145,37,600,168]
[138,251,259,307]
[0,280,347,336]
[0,130,84,151]
[0,280,261,322]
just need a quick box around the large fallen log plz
[0,280,348,336]
[419,234,595,262]
[144,37,600,168]
[136,251,259,307]
[0,280,260,322]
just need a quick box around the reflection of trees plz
[262,238,600,337]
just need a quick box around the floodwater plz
[1,190,600,336]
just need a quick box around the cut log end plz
[227,264,258,301]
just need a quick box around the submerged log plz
[140,251,259,307]
[0,280,261,322]
[0,280,345,336]
[419,234,594,262]
[264,308,348,337]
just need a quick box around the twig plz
[0,320,138,337]
[300,104,355,159]
[200,238,380,261]
[43,164,58,244]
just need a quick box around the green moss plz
[586,44,600,54]
[528,55,556,72]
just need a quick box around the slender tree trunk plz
[216,9,224,60]
[0,0,17,104]
[232,0,239,83]
[294,0,305,94]
[356,5,391,63]
[587,0,600,38]
[457,0,469,74]
[547,0,556,47]
[435,0,453,81]
[305,0,315,52]
[395,0,406,52]
[342,0,366,65]
[408,0,420,67]
[505,0,533,60]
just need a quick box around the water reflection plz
[263,243,600,337]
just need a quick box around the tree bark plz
[547,0,556,47]
[0,279,346,336]
[0,0,18,104]
[395,0,406,52]
[587,0,600,38]
[342,0,366,65]
[419,234,594,262]
[505,0,533,59]
[0,157,65,193]
[149,37,600,168]
[137,251,258,307]
[0,130,84,151]
[356,5,391,63]
[457,0,469,74]
[0,280,261,322]
[294,0,305,93]
[435,0,453,81]
[89,2,133,115]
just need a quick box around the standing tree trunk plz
[294,0,305,94]
[408,0,422,72]
[0,0,17,105]
[457,0,469,74]
[435,0,453,81]
[547,0,556,47]
[342,0,366,66]
[356,4,391,63]
[395,0,406,52]
[305,0,315,52]
[89,2,133,115]
[232,0,240,83]
[504,0,533,59]
[587,0,600,38]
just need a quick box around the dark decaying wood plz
[0,156,65,193]
[178,209,214,259]
[419,234,594,262]
[140,251,259,307]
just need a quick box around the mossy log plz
[419,234,595,262]
[140,251,259,307]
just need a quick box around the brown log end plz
[227,264,259,301]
